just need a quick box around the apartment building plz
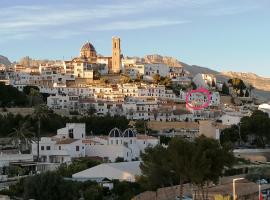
[85,128,159,162]
[31,123,86,163]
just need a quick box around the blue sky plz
[0,0,270,76]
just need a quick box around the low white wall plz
[0,153,33,167]
[86,145,127,162]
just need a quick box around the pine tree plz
[222,83,230,95]
[239,89,244,97]
[245,90,250,97]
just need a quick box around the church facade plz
[63,37,122,78]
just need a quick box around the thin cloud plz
[38,19,190,39]
[93,19,190,31]
[0,0,264,41]
[207,4,260,16]
[0,1,190,40]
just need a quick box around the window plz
[76,146,80,151]
[68,129,74,138]
[41,146,44,150]
[130,139,132,144]
[46,146,50,150]
[59,146,61,150]
[116,140,118,145]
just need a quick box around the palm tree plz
[9,122,34,153]
[33,104,50,162]
[29,88,42,106]
[249,84,255,98]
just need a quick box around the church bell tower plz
[111,36,121,73]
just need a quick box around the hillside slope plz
[143,54,270,101]
[221,71,270,91]
[0,55,11,66]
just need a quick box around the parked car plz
[175,195,193,200]
[256,179,268,185]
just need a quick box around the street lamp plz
[233,178,245,200]
[259,183,261,200]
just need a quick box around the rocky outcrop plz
[143,54,186,67]
[221,71,270,91]
[139,54,270,100]
[0,55,11,66]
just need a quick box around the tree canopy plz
[221,110,270,148]
[57,158,101,177]
[221,83,230,95]
[23,85,40,95]
[241,110,270,147]
[152,74,161,84]
[140,136,234,199]
[228,78,246,91]
[0,83,28,107]
[0,112,130,137]
[1,170,143,200]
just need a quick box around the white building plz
[31,124,158,164]
[219,112,243,125]
[72,161,141,182]
[96,57,109,75]
[85,128,159,162]
[124,64,145,79]
[210,92,221,106]
[47,94,79,111]
[122,97,159,120]
[144,63,169,81]
[79,99,123,116]
[180,90,220,107]
[193,73,216,89]
[137,84,177,101]
[171,76,191,86]
[63,59,94,79]
[258,103,270,117]
[31,123,86,163]
[0,151,33,168]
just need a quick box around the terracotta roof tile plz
[56,138,79,144]
[137,134,157,140]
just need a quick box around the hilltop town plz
[0,37,270,200]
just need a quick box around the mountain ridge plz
[142,54,270,100]
[0,55,11,66]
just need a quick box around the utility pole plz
[237,122,242,146]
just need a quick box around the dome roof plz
[80,42,96,52]
[109,128,122,137]
[123,128,136,138]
